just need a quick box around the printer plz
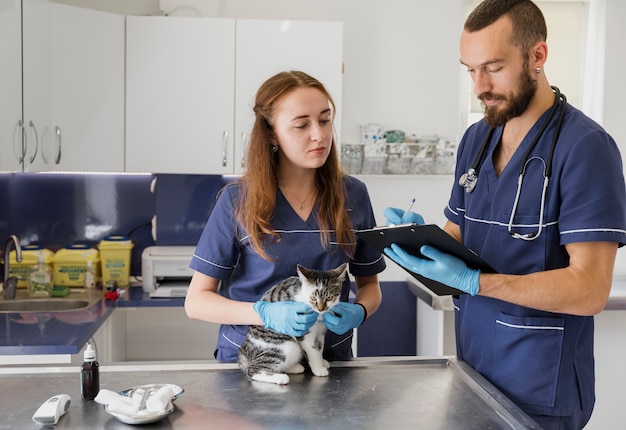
[141,246,195,297]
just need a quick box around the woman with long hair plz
[185,70,385,362]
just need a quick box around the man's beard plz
[479,68,537,127]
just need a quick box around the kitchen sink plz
[0,289,103,313]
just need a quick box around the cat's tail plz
[238,345,290,385]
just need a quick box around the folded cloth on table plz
[95,389,142,416]
[146,385,175,414]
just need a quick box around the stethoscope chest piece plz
[459,168,478,193]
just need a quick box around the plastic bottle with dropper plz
[81,342,100,400]
[84,260,96,289]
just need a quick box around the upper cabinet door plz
[0,0,23,171]
[44,4,125,172]
[125,16,236,174]
[234,20,343,173]
[22,0,51,172]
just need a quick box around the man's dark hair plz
[464,0,547,53]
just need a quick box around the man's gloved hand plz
[383,207,425,226]
[384,244,480,296]
[322,302,365,335]
[253,301,318,337]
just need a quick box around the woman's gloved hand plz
[322,302,365,335]
[383,207,425,226]
[253,301,317,336]
[385,244,480,296]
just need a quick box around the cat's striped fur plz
[238,263,347,385]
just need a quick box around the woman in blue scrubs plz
[185,70,386,363]
[385,1,626,429]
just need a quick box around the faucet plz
[3,235,22,300]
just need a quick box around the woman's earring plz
[272,144,278,152]
[535,67,541,74]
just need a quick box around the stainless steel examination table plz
[0,356,540,429]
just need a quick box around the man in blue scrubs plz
[385,1,626,429]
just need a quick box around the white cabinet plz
[0,0,24,171]
[2,1,125,173]
[234,19,343,171]
[125,16,236,174]
[22,0,51,172]
[126,17,343,174]
[40,4,125,172]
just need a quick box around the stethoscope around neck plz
[458,86,567,240]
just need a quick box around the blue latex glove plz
[385,244,480,296]
[383,207,425,226]
[322,302,365,335]
[253,301,318,337]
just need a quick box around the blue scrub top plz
[445,103,626,421]
[190,175,386,362]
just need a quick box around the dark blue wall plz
[357,281,417,356]
[154,174,234,245]
[0,172,230,278]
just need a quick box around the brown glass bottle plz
[81,343,100,400]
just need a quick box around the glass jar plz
[341,144,364,174]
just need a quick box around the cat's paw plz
[310,366,329,377]
[286,363,305,374]
[322,359,330,368]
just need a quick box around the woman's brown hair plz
[235,70,355,261]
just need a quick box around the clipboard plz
[356,223,496,296]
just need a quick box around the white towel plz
[145,385,175,414]
[96,386,175,417]
[94,389,142,416]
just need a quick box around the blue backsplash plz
[155,174,234,245]
[0,172,233,278]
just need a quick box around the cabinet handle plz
[222,131,229,167]
[240,132,247,168]
[14,119,27,163]
[28,120,39,164]
[41,126,49,164]
[54,126,62,164]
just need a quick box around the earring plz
[535,67,541,74]
[272,144,278,152]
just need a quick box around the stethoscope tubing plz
[460,86,567,240]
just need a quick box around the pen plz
[389,198,416,226]
[399,198,416,224]
[404,198,416,216]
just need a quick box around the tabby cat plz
[238,263,348,385]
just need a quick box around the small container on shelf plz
[361,135,388,175]
[340,143,364,174]
[361,154,388,174]
[407,137,439,175]
[384,142,413,174]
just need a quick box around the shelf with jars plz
[340,133,458,176]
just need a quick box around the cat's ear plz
[333,263,348,281]
[296,264,314,279]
